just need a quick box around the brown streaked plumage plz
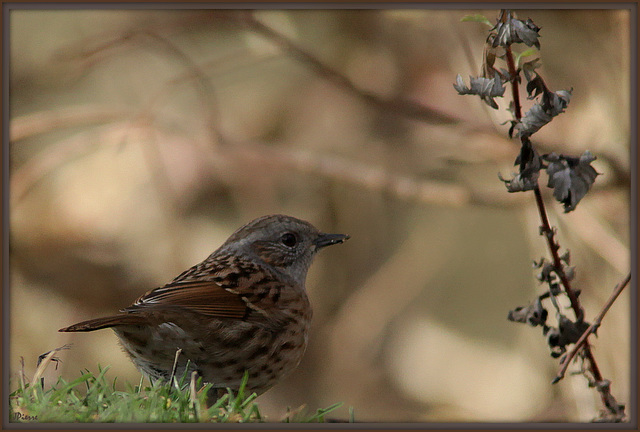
[60,214,349,396]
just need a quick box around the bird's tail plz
[59,314,148,332]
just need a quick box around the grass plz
[10,351,346,423]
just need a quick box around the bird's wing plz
[123,254,284,320]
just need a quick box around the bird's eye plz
[280,232,297,247]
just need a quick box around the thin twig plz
[19,357,27,391]
[241,12,458,125]
[189,371,200,420]
[553,272,631,383]
[501,21,522,119]
[170,348,183,389]
[533,186,584,321]
[10,106,130,143]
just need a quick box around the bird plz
[59,214,349,397]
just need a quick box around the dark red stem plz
[502,24,617,414]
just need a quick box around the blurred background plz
[8,8,631,422]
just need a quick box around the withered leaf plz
[453,72,505,109]
[558,315,590,344]
[515,88,572,137]
[507,297,548,327]
[521,58,542,82]
[492,13,541,48]
[544,151,600,212]
[498,137,542,192]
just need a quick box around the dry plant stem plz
[503,39,618,416]
[504,43,584,321]
[505,43,587,324]
[503,46,522,119]
[533,187,584,321]
[554,272,631,383]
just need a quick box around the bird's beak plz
[314,233,350,249]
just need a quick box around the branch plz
[533,186,584,321]
[553,272,631,383]
[500,17,624,419]
[504,38,586,321]
[241,12,458,126]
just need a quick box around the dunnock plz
[59,214,349,396]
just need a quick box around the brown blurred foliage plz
[8,9,631,422]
